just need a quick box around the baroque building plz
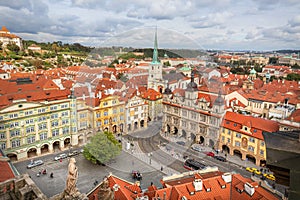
[162,71,225,147]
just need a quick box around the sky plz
[1,0,300,51]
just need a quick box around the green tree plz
[286,73,300,81]
[83,131,121,164]
[7,42,20,53]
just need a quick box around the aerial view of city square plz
[0,0,299,200]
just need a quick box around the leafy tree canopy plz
[83,131,121,164]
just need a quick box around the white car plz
[27,160,44,169]
[191,145,202,152]
[54,153,68,161]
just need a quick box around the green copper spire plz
[151,27,160,64]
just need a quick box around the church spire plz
[151,27,159,64]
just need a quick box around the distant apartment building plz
[0,26,22,49]
[218,112,279,166]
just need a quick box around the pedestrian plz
[50,172,53,178]
[161,166,163,171]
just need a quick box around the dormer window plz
[244,127,248,131]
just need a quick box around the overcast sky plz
[1,0,300,50]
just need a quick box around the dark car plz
[132,170,142,181]
[176,141,185,146]
[214,156,227,162]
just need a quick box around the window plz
[253,129,257,133]
[227,130,231,135]
[52,129,59,137]
[51,121,59,127]
[226,121,230,124]
[96,113,101,118]
[261,141,265,146]
[182,110,187,117]
[248,146,254,152]
[51,113,58,119]
[39,123,47,130]
[38,116,46,122]
[38,108,46,113]
[79,113,87,119]
[0,124,4,130]
[62,119,69,125]
[96,121,102,127]
[10,130,20,137]
[63,127,69,134]
[0,132,5,139]
[0,116,3,120]
[25,119,34,124]
[10,122,19,128]
[244,127,248,131]
[40,132,47,140]
[222,136,225,142]
[112,100,117,104]
[103,102,108,106]
[25,110,33,116]
[26,126,35,133]
[249,137,255,143]
[113,117,117,122]
[236,133,241,138]
[61,111,69,117]
[61,104,68,109]
[50,106,58,111]
[235,141,240,147]
[80,121,87,128]
[260,150,264,155]
[104,111,108,116]
[234,123,237,127]
[27,136,35,144]
[134,108,138,112]
[0,143,6,150]
[120,108,124,112]
[9,113,18,119]
[11,140,20,148]
[120,116,124,120]
[104,119,109,125]
[227,138,231,143]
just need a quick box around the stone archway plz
[173,127,178,135]
[233,149,242,159]
[27,148,37,158]
[53,141,60,152]
[199,136,205,144]
[112,125,117,133]
[119,123,124,133]
[64,138,71,148]
[134,122,138,130]
[78,134,84,145]
[41,144,49,154]
[7,153,17,162]
[104,127,108,132]
[166,124,171,133]
[246,154,256,164]
[222,145,230,154]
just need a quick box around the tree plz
[83,131,121,164]
[286,73,300,81]
[6,42,20,53]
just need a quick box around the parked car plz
[132,170,142,181]
[54,153,68,161]
[191,145,202,152]
[68,150,79,157]
[205,152,215,157]
[246,167,258,173]
[214,156,227,162]
[176,141,185,146]
[27,160,44,169]
[264,174,276,181]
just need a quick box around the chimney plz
[222,173,232,183]
[244,182,255,196]
[193,179,203,191]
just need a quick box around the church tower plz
[148,28,163,91]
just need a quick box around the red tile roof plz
[222,112,279,140]
[141,88,162,101]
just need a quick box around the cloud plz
[189,12,233,28]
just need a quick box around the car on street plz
[205,152,215,157]
[214,156,227,162]
[27,160,44,169]
[68,150,79,157]
[54,153,68,161]
[176,141,185,146]
[264,174,276,181]
[246,167,258,173]
[191,145,202,152]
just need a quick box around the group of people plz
[36,168,53,178]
